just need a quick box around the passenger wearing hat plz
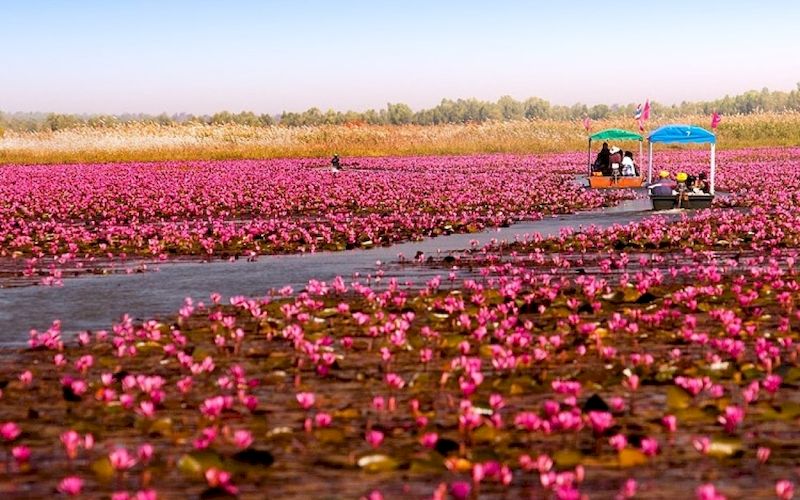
[608,146,623,165]
[650,170,675,196]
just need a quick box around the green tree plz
[386,103,413,124]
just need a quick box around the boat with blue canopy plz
[646,124,716,210]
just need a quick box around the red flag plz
[582,117,592,131]
[711,111,721,129]
[642,99,651,120]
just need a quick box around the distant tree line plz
[2,85,800,133]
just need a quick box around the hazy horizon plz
[2,0,799,115]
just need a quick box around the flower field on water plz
[3,148,800,498]
[0,154,631,287]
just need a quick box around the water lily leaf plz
[553,449,583,469]
[90,456,115,482]
[471,425,499,444]
[666,386,692,410]
[178,451,224,478]
[332,407,361,420]
[707,436,743,458]
[318,307,340,318]
[148,417,173,436]
[622,289,641,302]
[618,448,648,468]
[314,428,345,444]
[199,487,238,499]
[781,366,800,384]
[434,437,460,456]
[655,365,678,383]
[314,454,355,469]
[265,426,293,439]
[583,394,610,412]
[676,406,716,424]
[231,448,274,467]
[757,402,800,421]
[357,454,400,472]
[409,455,445,473]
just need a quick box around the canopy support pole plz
[710,143,716,195]
[638,140,643,176]
[587,139,593,177]
[647,142,653,184]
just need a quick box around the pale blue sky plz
[1,0,798,114]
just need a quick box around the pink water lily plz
[57,476,83,496]
[109,447,137,471]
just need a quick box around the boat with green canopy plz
[586,128,644,188]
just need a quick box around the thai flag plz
[633,104,642,120]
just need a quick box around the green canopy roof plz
[589,128,643,142]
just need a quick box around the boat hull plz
[588,176,644,189]
[650,194,714,210]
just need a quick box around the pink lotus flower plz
[718,405,745,434]
[617,478,637,499]
[0,422,21,441]
[18,370,33,386]
[137,443,154,464]
[661,414,677,433]
[205,467,238,495]
[420,432,438,449]
[587,411,614,435]
[693,436,711,455]
[640,436,660,456]
[776,480,795,500]
[109,447,137,471]
[763,374,782,395]
[12,445,31,464]
[366,430,384,449]
[57,476,83,496]
[758,446,771,464]
[296,392,315,410]
[232,429,253,449]
[450,481,471,500]
[696,483,726,500]
[314,412,332,428]
[609,434,627,451]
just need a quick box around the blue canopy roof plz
[648,124,716,144]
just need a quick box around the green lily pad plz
[553,449,583,469]
[707,436,743,458]
[618,448,648,468]
[90,456,115,482]
[471,425,500,444]
[409,455,445,473]
[314,428,345,444]
[357,454,401,472]
[148,417,174,436]
[177,451,224,479]
[666,386,692,410]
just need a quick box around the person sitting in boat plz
[621,151,637,176]
[592,142,610,175]
[649,170,675,196]
[694,172,710,193]
[607,146,623,178]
